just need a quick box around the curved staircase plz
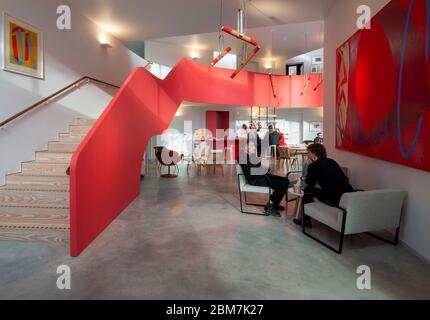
[0,118,95,244]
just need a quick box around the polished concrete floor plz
[0,163,429,300]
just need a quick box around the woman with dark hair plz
[294,144,355,226]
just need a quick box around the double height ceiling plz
[71,0,333,67]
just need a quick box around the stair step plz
[22,162,69,176]
[0,228,69,243]
[6,174,69,191]
[74,118,96,126]
[48,142,80,153]
[0,190,69,208]
[69,125,92,135]
[58,133,85,143]
[0,207,69,230]
[35,151,73,164]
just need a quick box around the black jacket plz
[269,132,281,146]
[305,157,355,203]
[239,153,269,186]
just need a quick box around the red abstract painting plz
[336,0,430,172]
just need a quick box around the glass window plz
[213,51,237,70]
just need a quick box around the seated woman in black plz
[239,142,289,216]
[293,143,355,226]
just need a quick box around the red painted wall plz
[70,58,323,256]
[206,111,217,139]
[206,111,230,139]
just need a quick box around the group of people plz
[240,123,287,159]
[239,141,354,225]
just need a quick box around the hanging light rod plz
[300,76,312,96]
[221,26,261,78]
[211,47,232,66]
[313,79,324,91]
[269,74,277,98]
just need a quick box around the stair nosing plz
[0,225,70,231]
[0,205,70,209]
[0,187,69,192]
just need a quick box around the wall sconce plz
[99,35,112,48]
[190,53,199,61]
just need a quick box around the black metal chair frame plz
[237,169,301,216]
[301,195,401,254]
[237,173,272,216]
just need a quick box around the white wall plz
[145,40,213,68]
[325,0,430,261]
[145,40,259,72]
[0,84,118,185]
[302,108,324,141]
[0,0,147,185]
[284,48,324,75]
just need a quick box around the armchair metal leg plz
[366,227,400,245]
[237,174,271,216]
[302,200,347,254]
[239,192,269,216]
[244,192,267,207]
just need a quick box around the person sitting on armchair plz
[293,143,355,226]
[239,142,289,217]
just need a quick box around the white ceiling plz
[151,20,324,63]
[71,0,335,41]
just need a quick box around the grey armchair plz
[302,189,405,254]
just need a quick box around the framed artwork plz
[336,0,430,172]
[309,122,322,132]
[2,13,44,79]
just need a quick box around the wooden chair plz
[279,147,290,170]
[205,149,225,176]
[287,148,300,170]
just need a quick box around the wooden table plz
[288,147,308,168]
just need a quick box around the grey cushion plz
[305,202,344,232]
[304,189,404,235]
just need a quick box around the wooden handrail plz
[0,76,121,128]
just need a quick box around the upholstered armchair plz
[302,189,405,254]
[154,146,183,178]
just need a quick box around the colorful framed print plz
[336,0,430,172]
[2,13,44,79]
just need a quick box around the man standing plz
[268,125,281,159]
[313,132,324,144]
